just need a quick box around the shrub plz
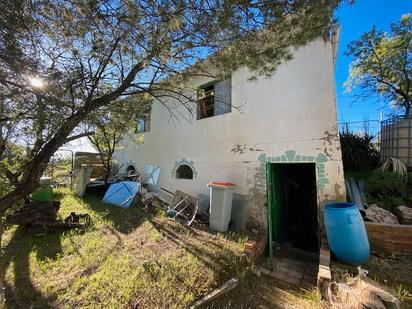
[340,131,379,172]
[365,170,406,211]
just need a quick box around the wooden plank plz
[189,278,239,308]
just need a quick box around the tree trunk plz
[0,60,147,215]
[0,109,88,214]
[103,169,110,185]
[0,217,4,306]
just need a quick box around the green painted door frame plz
[266,163,274,262]
[267,163,320,258]
[266,163,286,261]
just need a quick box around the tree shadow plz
[1,225,63,308]
[81,195,154,234]
[52,190,66,201]
[148,218,246,283]
[206,274,316,309]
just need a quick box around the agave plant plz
[380,157,407,177]
[340,131,380,172]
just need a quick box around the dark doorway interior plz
[270,163,319,253]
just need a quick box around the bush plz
[365,170,406,211]
[340,131,379,172]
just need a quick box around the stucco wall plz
[114,37,346,229]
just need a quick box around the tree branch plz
[64,131,95,143]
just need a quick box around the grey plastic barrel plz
[208,181,236,232]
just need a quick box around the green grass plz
[1,188,246,308]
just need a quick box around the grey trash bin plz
[207,181,236,232]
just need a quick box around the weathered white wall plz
[114,37,345,228]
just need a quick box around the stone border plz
[318,238,332,298]
[365,222,412,253]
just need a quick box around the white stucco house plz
[114,30,345,253]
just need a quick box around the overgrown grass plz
[1,188,246,308]
[208,273,328,309]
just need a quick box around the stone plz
[251,267,261,277]
[259,267,271,276]
[251,228,259,235]
[364,204,399,224]
[393,205,412,225]
[328,277,401,309]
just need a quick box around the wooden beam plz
[189,278,239,308]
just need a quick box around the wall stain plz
[249,147,263,152]
[231,144,247,154]
[322,130,339,157]
[247,163,268,229]
[334,183,346,201]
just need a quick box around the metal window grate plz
[176,165,193,179]
[198,83,215,119]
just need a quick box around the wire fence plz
[338,120,381,143]
[340,117,412,168]
[380,116,412,167]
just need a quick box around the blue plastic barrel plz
[324,202,370,265]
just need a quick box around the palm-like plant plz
[340,131,380,171]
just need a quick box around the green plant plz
[340,131,380,172]
[345,14,412,116]
[365,170,407,210]
[395,284,411,301]
[380,157,407,177]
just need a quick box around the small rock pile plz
[364,204,399,224]
[393,206,412,225]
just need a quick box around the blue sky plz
[334,0,411,127]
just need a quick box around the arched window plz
[126,164,136,174]
[176,165,193,179]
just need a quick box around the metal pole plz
[70,151,74,190]
[58,148,74,190]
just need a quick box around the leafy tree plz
[0,0,341,217]
[345,14,412,115]
[87,97,150,184]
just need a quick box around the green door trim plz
[266,162,274,262]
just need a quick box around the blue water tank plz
[324,202,370,265]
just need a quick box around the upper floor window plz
[198,83,215,119]
[136,112,151,133]
[197,78,231,120]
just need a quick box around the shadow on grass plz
[53,188,151,235]
[81,195,153,234]
[52,189,66,201]
[1,226,64,308]
[148,218,245,283]
[207,274,319,309]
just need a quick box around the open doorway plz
[269,163,319,253]
[267,163,320,287]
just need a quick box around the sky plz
[334,0,412,132]
[60,1,412,154]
